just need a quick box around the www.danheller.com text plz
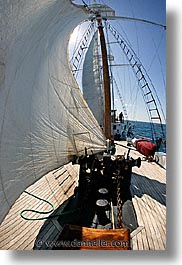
[35,239,130,248]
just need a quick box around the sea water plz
[126,120,166,153]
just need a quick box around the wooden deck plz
[115,142,166,250]
[0,142,166,250]
[0,163,79,250]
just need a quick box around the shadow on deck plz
[33,171,166,250]
[131,173,166,206]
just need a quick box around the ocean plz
[126,120,166,153]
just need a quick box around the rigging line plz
[112,59,128,117]
[71,23,96,80]
[81,0,99,15]
[112,77,128,120]
[142,66,166,123]
[129,0,140,58]
[147,32,164,71]
[127,59,133,110]
[148,35,166,90]
[70,21,94,63]
[111,16,166,30]
[100,0,108,5]
[72,24,81,56]
[130,79,139,107]
[115,21,133,49]
[109,46,129,118]
[108,22,166,124]
[131,82,140,122]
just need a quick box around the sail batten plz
[0,0,105,224]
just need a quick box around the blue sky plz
[71,0,166,123]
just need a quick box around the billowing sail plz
[0,0,106,224]
[82,31,104,128]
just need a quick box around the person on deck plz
[119,112,124,123]
[127,123,134,137]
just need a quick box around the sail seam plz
[49,75,104,137]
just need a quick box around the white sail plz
[0,0,106,224]
[82,31,104,128]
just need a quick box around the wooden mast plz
[97,18,111,139]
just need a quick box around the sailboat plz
[0,0,166,250]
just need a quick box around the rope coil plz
[20,191,80,221]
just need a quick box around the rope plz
[20,191,54,220]
[20,191,80,221]
[81,0,98,15]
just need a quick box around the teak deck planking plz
[0,142,166,250]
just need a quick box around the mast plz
[97,18,111,139]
